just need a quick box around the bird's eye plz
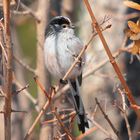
[62,24,67,28]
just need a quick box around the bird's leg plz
[60,79,68,85]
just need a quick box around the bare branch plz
[19,2,40,22]
[15,84,29,95]
[14,55,36,75]
[118,88,132,140]
[95,98,120,139]
[52,108,74,140]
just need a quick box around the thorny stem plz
[83,0,140,118]
[2,0,12,140]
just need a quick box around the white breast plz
[44,32,85,80]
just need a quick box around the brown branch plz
[15,84,29,95]
[34,77,50,99]
[42,110,75,124]
[2,0,12,140]
[76,126,97,140]
[52,108,74,140]
[13,79,39,112]
[118,88,132,140]
[0,88,5,97]
[83,0,140,118]
[95,98,120,139]
[24,88,55,140]
[92,119,113,138]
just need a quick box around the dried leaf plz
[125,19,140,40]
[130,40,140,55]
[124,1,140,11]
[128,21,140,33]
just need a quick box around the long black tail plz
[68,76,89,133]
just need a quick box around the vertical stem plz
[2,0,12,140]
[35,0,51,139]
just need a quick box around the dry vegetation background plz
[0,0,140,140]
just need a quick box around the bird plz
[44,16,89,133]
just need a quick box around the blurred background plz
[0,0,140,139]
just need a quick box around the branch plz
[118,88,132,140]
[13,78,39,112]
[95,98,120,139]
[52,108,74,140]
[83,0,140,118]
[2,0,12,140]
[14,55,36,75]
[76,126,97,140]
[19,2,40,22]
[24,88,55,140]
[15,84,29,95]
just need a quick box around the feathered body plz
[44,16,89,133]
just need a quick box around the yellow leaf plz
[124,1,140,11]
[130,40,140,55]
[128,21,140,33]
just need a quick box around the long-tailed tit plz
[44,16,89,133]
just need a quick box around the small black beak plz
[70,24,75,29]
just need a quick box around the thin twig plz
[20,2,40,22]
[95,98,120,139]
[118,88,132,140]
[34,77,50,99]
[83,0,140,118]
[92,119,113,138]
[0,41,8,62]
[14,55,36,75]
[76,126,97,140]
[11,109,27,113]
[24,88,55,140]
[52,108,74,140]
[13,79,39,112]
[15,84,29,95]
[11,10,30,15]
[42,111,75,124]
